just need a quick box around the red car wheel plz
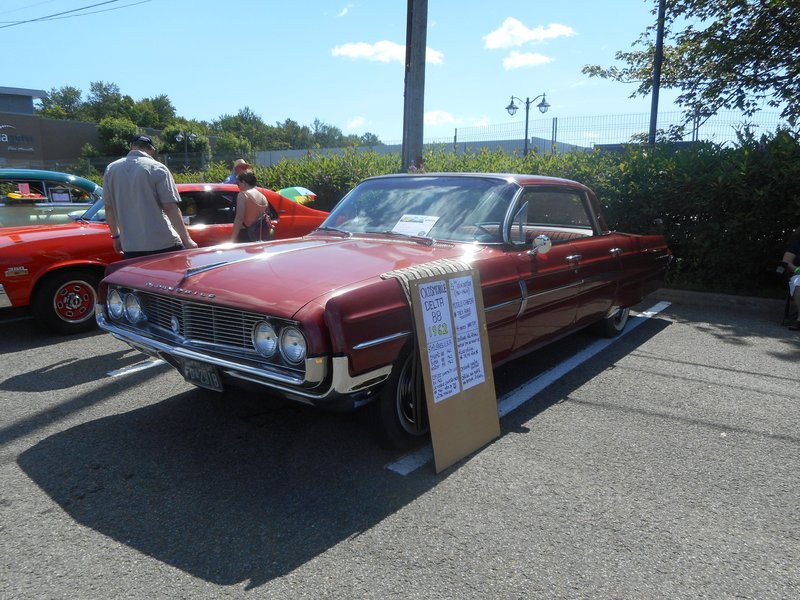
[32,269,100,335]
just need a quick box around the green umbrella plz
[278,186,316,204]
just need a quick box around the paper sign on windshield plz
[392,214,439,237]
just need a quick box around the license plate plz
[182,359,223,392]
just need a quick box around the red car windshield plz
[322,175,517,243]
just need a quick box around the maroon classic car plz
[96,173,671,447]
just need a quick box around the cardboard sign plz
[409,269,499,473]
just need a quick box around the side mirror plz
[528,234,552,255]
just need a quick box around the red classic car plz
[0,183,328,334]
[96,173,671,447]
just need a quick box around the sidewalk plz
[653,287,784,316]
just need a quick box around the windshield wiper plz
[316,226,352,238]
[379,230,435,246]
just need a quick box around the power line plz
[0,0,138,29]
[14,0,151,23]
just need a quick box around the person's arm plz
[231,192,246,242]
[103,200,124,255]
[162,203,198,249]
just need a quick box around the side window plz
[184,192,236,225]
[524,190,591,227]
[47,183,90,203]
[1,179,46,201]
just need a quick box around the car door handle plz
[610,247,623,256]
[566,254,582,264]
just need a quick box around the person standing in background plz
[223,158,250,183]
[103,135,197,258]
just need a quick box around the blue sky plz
[1,0,681,143]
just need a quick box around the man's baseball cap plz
[131,135,156,150]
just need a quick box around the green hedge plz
[169,130,800,298]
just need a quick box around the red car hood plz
[0,221,105,246]
[103,235,480,318]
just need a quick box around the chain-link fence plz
[417,110,790,152]
[17,110,793,173]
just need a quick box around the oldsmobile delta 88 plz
[96,173,671,447]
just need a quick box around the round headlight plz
[107,289,124,319]
[124,293,145,323]
[252,321,278,357]
[280,327,307,364]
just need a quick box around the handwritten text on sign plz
[418,274,486,403]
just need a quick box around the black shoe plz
[788,320,800,331]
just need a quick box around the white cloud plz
[424,111,490,129]
[332,41,405,63]
[346,116,366,130]
[424,110,458,127]
[426,47,444,65]
[484,18,575,49]
[337,4,354,17]
[503,51,553,70]
[332,41,443,64]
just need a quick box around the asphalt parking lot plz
[1,290,798,599]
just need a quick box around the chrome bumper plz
[96,307,392,405]
[0,284,12,309]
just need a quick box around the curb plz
[652,287,785,314]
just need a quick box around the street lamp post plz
[175,131,197,169]
[505,93,550,156]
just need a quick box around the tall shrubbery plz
[177,130,800,297]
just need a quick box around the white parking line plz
[107,358,166,377]
[385,301,671,476]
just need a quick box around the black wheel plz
[31,269,100,334]
[370,347,430,450]
[592,307,630,338]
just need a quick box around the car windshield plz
[76,198,106,222]
[320,175,517,243]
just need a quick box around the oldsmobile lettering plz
[145,282,216,298]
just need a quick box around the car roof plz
[361,171,590,190]
[0,168,100,192]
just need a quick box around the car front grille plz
[140,291,262,350]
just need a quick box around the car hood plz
[0,221,104,247]
[103,235,481,318]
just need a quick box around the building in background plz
[0,87,99,168]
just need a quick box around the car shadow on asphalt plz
[1,316,165,392]
[15,318,674,589]
[17,387,435,589]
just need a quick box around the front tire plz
[32,269,100,335]
[371,348,430,450]
[592,307,630,338]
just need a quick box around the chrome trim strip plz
[527,280,583,299]
[353,330,411,350]
[484,297,522,313]
[0,284,11,309]
[97,307,392,401]
[516,279,528,320]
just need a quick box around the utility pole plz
[401,0,427,172]
[648,0,666,145]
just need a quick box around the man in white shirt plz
[103,135,197,258]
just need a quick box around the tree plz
[38,85,86,121]
[212,131,252,163]
[582,0,800,124]
[96,116,139,158]
[133,94,176,129]
[85,81,136,123]
[159,123,211,172]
